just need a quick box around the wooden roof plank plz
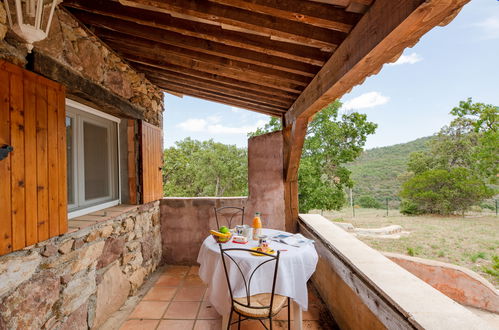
[285,0,469,124]
[138,68,293,107]
[151,78,288,112]
[70,9,318,77]
[63,0,329,66]
[157,83,284,117]
[208,0,360,32]
[119,0,346,50]
[92,28,314,84]
[128,61,299,101]
[105,41,306,93]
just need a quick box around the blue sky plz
[163,1,499,149]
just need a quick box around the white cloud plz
[388,52,423,66]
[342,92,390,111]
[475,16,499,39]
[177,117,267,135]
[177,118,207,132]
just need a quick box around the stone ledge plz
[298,214,494,330]
[68,205,139,231]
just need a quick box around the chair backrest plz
[218,244,281,318]
[214,206,245,229]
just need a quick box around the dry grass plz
[315,208,499,288]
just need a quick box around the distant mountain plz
[346,136,433,204]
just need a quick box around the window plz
[66,100,120,218]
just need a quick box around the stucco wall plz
[384,252,499,313]
[160,197,247,265]
[0,202,161,329]
[245,130,286,230]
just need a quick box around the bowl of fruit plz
[210,226,232,243]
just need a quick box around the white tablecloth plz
[197,229,318,315]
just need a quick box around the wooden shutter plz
[140,120,163,203]
[0,59,67,256]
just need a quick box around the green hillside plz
[346,136,433,204]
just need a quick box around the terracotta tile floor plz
[120,265,334,330]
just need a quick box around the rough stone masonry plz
[0,202,162,330]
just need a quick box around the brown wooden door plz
[0,59,67,256]
[140,120,163,203]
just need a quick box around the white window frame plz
[66,99,121,219]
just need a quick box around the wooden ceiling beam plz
[119,0,346,50]
[208,0,360,32]
[138,68,292,108]
[150,77,288,112]
[128,61,298,101]
[94,28,313,87]
[63,0,329,66]
[105,42,305,93]
[285,0,469,125]
[70,9,318,77]
[155,82,284,117]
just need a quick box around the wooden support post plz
[283,118,308,233]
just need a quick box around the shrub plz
[399,168,494,214]
[357,195,382,209]
[399,199,422,215]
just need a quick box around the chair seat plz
[233,293,287,318]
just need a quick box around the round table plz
[197,228,318,329]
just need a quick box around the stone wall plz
[0,202,161,330]
[160,197,247,265]
[0,4,163,126]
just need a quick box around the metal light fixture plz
[3,0,60,52]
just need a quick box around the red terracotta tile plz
[155,275,184,287]
[120,319,159,330]
[308,290,320,305]
[302,304,320,321]
[157,319,195,330]
[194,319,222,330]
[164,301,201,320]
[184,274,206,287]
[143,287,177,301]
[275,305,293,321]
[231,319,268,330]
[163,265,190,277]
[303,320,323,329]
[173,287,206,302]
[188,265,200,276]
[197,301,221,320]
[129,301,169,319]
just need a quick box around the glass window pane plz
[66,117,74,205]
[83,121,110,200]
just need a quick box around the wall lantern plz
[3,0,60,52]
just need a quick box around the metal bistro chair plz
[214,206,245,229]
[218,244,291,330]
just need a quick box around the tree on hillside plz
[400,98,498,215]
[249,101,377,213]
[163,138,248,197]
[450,98,498,183]
[400,168,493,215]
[357,195,382,209]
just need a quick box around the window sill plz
[68,204,138,232]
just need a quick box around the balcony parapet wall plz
[298,214,494,330]
[384,252,499,314]
[160,197,247,265]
